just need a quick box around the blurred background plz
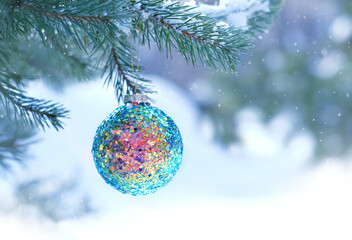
[1,0,352,239]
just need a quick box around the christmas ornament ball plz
[92,95,183,195]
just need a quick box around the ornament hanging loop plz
[130,19,142,95]
[135,29,141,94]
[129,29,135,89]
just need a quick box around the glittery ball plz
[92,102,183,195]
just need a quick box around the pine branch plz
[0,107,35,174]
[197,0,283,37]
[15,38,96,88]
[103,45,153,102]
[0,0,282,133]
[0,48,11,66]
[0,132,35,173]
[111,47,136,93]
[20,2,114,23]
[0,81,69,130]
[245,0,283,37]
[3,0,132,55]
[8,0,140,98]
[15,0,129,22]
[132,0,251,72]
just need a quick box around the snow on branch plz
[180,0,282,34]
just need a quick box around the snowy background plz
[1,0,352,239]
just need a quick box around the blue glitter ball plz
[92,102,183,196]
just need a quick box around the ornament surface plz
[92,102,183,195]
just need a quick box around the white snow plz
[138,0,271,33]
[182,0,271,29]
[1,76,352,239]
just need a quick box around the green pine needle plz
[0,81,69,131]
[0,0,282,131]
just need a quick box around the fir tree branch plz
[19,1,114,23]
[16,38,96,88]
[103,45,153,102]
[0,81,69,130]
[132,0,251,72]
[111,47,136,92]
[147,7,231,53]
[0,111,35,174]
[0,48,11,66]
[4,0,132,54]
[245,0,283,37]
[0,0,282,134]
